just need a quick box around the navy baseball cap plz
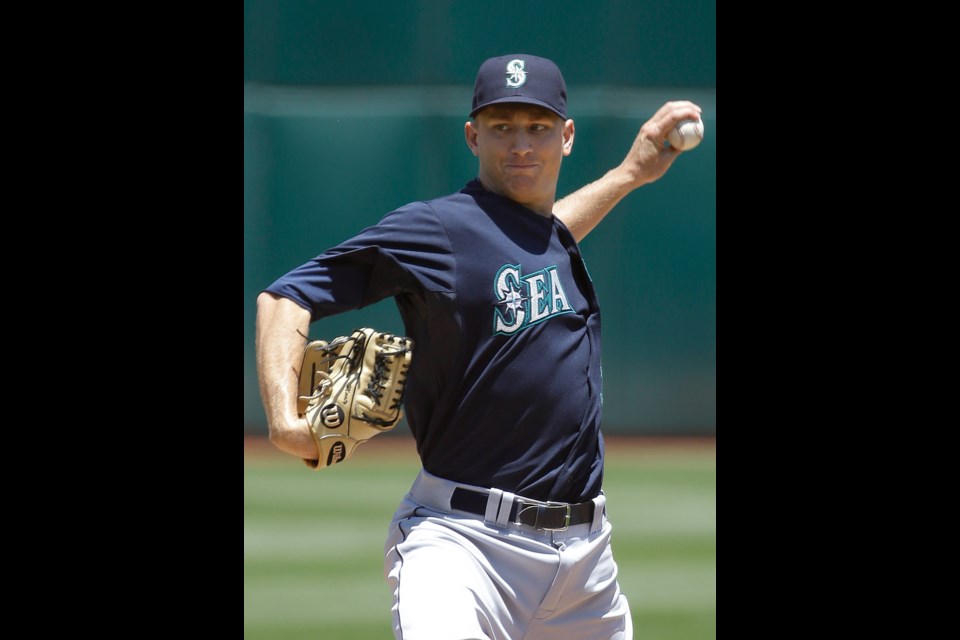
[470,54,568,120]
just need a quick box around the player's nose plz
[510,130,533,156]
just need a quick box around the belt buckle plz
[533,501,570,531]
[514,498,571,531]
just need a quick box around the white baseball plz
[667,117,704,151]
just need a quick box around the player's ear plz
[465,120,480,157]
[562,118,575,157]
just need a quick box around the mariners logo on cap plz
[505,59,526,88]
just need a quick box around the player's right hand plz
[620,100,702,188]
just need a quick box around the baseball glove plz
[297,327,414,469]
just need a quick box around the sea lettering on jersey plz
[493,263,574,336]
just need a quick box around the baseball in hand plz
[667,117,704,151]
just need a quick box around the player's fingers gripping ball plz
[667,116,704,151]
[297,328,414,468]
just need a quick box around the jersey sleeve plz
[263,201,455,321]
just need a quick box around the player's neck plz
[477,176,555,218]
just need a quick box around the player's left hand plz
[298,328,414,469]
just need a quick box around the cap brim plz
[470,96,566,120]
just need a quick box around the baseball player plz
[256,53,702,640]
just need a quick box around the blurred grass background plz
[244,436,715,639]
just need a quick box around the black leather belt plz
[450,487,594,531]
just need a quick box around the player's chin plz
[501,173,542,194]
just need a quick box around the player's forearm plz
[255,292,317,459]
[555,100,701,243]
[553,164,640,243]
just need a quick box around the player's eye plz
[494,124,510,131]
[530,124,547,132]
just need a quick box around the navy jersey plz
[265,179,604,503]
